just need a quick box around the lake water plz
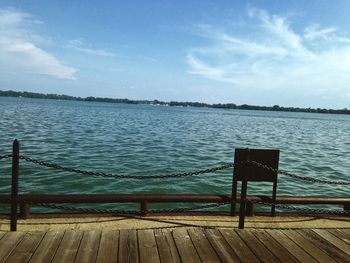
[1,97,350,212]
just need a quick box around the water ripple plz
[1,97,350,211]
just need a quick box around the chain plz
[19,155,234,179]
[248,160,350,185]
[0,154,12,160]
[34,200,350,215]
[248,199,350,215]
[6,154,350,185]
[33,201,231,215]
[278,170,350,185]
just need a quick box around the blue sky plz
[1,1,350,108]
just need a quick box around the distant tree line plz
[1,89,349,114]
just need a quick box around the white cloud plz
[187,8,350,105]
[304,24,337,40]
[0,8,76,80]
[67,39,116,57]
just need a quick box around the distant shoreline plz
[1,89,349,115]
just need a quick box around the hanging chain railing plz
[32,200,350,216]
[248,199,350,215]
[1,153,349,185]
[2,150,350,223]
[33,201,231,215]
[19,155,235,179]
[248,160,350,185]
[0,154,12,160]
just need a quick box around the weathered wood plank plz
[187,228,220,263]
[236,229,280,263]
[5,232,45,263]
[284,229,337,263]
[28,231,64,263]
[266,229,317,263]
[298,229,350,262]
[219,228,260,263]
[138,229,160,263]
[96,230,119,263]
[338,229,350,240]
[154,229,181,263]
[252,229,299,263]
[328,229,350,245]
[204,228,240,263]
[75,230,102,263]
[119,229,139,263]
[0,232,25,262]
[172,228,201,263]
[313,229,350,256]
[3,227,350,263]
[51,230,83,263]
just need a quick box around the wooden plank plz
[235,229,280,263]
[187,228,220,263]
[138,229,160,263]
[284,229,337,263]
[313,229,350,256]
[338,229,350,240]
[298,229,350,262]
[328,229,350,245]
[0,232,25,262]
[29,231,64,263]
[219,228,260,263]
[75,230,102,263]
[5,232,45,263]
[118,229,139,263]
[154,229,181,263]
[172,228,201,263]
[96,230,119,263]
[51,230,83,263]
[204,229,240,263]
[266,229,318,263]
[252,229,299,263]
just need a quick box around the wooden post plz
[344,204,350,211]
[11,139,19,231]
[238,149,250,229]
[140,201,148,216]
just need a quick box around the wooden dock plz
[0,228,349,262]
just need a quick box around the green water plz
[1,97,349,211]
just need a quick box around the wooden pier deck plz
[1,228,350,262]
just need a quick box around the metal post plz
[230,181,237,216]
[271,182,277,216]
[10,139,19,231]
[238,149,250,229]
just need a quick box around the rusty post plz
[10,139,19,231]
[238,148,250,229]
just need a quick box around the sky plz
[0,1,350,108]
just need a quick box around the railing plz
[1,139,350,231]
